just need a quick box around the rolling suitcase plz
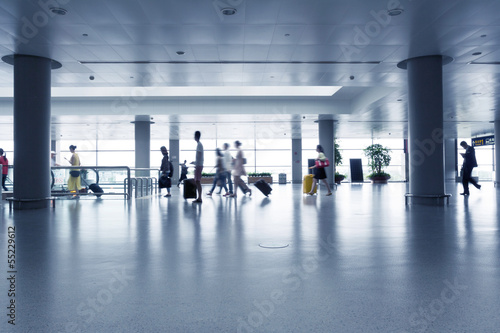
[183,178,197,199]
[81,177,104,198]
[254,179,272,197]
[238,178,250,194]
[303,174,317,194]
[89,183,104,198]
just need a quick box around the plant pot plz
[335,175,345,184]
[248,176,273,184]
[200,177,215,185]
[369,176,389,184]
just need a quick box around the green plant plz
[334,141,342,167]
[363,144,391,177]
[201,172,216,177]
[248,172,272,177]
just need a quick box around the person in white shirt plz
[222,143,233,196]
[192,131,204,203]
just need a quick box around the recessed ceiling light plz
[176,51,185,56]
[387,8,404,16]
[50,7,67,15]
[472,52,482,56]
[221,7,237,16]
[480,34,487,38]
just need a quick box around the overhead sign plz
[472,135,494,147]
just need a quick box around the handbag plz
[315,159,330,168]
[69,170,80,177]
[159,175,171,189]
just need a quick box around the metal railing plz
[124,177,158,198]
[4,165,161,200]
[51,166,132,199]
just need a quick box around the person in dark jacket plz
[0,148,8,191]
[460,141,481,195]
[178,160,188,187]
[160,146,174,197]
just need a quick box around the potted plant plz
[248,172,273,184]
[334,142,346,184]
[201,172,216,184]
[363,144,391,183]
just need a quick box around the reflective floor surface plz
[1,182,499,332]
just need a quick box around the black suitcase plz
[183,178,197,199]
[89,183,104,198]
[254,179,272,197]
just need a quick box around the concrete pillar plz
[318,118,335,186]
[2,54,61,209]
[133,116,153,177]
[496,121,500,187]
[398,55,452,205]
[292,138,302,184]
[169,139,180,185]
[444,139,457,181]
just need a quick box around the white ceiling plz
[0,0,499,140]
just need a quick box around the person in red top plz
[0,148,9,191]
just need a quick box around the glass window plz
[256,139,291,150]
[98,140,135,150]
[255,150,291,167]
[97,151,134,167]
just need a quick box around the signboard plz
[472,135,494,147]
[349,159,364,183]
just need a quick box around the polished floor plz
[1,182,499,333]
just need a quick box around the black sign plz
[472,135,494,147]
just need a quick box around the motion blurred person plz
[191,131,204,203]
[460,141,481,195]
[207,148,229,196]
[230,141,251,198]
[159,146,173,197]
[67,145,82,198]
[308,145,333,196]
[0,148,8,191]
[222,143,233,196]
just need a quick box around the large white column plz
[133,116,153,178]
[318,118,335,186]
[496,121,500,187]
[444,139,457,182]
[169,139,180,184]
[2,54,61,209]
[292,138,302,184]
[398,55,452,205]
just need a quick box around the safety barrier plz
[51,166,132,199]
[124,177,158,198]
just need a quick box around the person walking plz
[207,148,229,196]
[192,131,204,203]
[50,151,60,167]
[308,145,333,196]
[0,148,9,191]
[460,141,481,195]
[159,146,174,197]
[178,160,188,187]
[222,143,233,196]
[67,145,82,198]
[230,141,251,198]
